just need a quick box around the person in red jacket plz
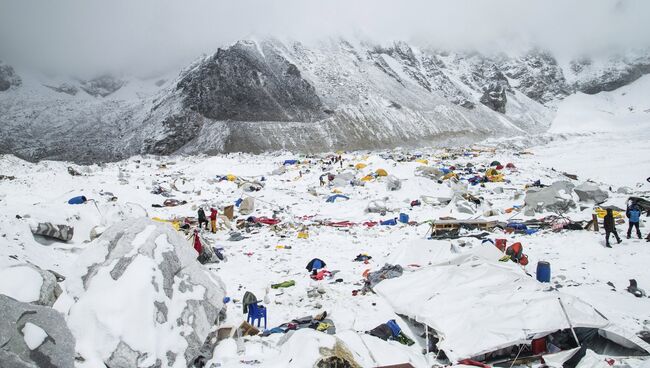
[209,208,218,233]
[192,229,202,254]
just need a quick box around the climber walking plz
[604,208,622,248]
[626,204,643,239]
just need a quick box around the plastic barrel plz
[536,261,551,283]
[399,213,409,223]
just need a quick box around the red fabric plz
[457,359,491,368]
[496,164,504,170]
[310,269,331,280]
[495,238,507,252]
[256,217,280,225]
[193,234,202,254]
[520,254,529,266]
[531,337,546,354]
[363,221,378,227]
[209,208,218,220]
[327,221,355,227]
[506,163,516,169]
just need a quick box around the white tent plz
[375,249,650,363]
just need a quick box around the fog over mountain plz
[1,0,649,76]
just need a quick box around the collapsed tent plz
[30,222,74,242]
[326,194,350,203]
[375,251,650,364]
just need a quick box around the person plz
[209,208,218,233]
[604,208,622,248]
[319,175,325,186]
[197,208,208,230]
[626,204,642,239]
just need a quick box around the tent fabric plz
[375,168,388,177]
[374,254,612,363]
[326,194,350,203]
[355,163,368,169]
[283,159,299,165]
[68,195,87,204]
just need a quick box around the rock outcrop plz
[0,62,21,91]
[63,219,227,367]
[0,295,75,368]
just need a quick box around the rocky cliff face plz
[0,61,21,91]
[1,40,649,162]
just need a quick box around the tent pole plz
[558,297,581,347]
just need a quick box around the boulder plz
[574,182,609,204]
[62,219,227,368]
[386,175,402,191]
[0,295,75,368]
[524,181,576,215]
[0,264,62,307]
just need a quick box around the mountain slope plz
[1,39,648,163]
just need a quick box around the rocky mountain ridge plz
[1,39,649,163]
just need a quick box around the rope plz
[508,343,525,368]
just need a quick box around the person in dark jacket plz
[197,208,208,230]
[626,204,642,239]
[604,208,622,247]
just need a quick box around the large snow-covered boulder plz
[62,218,227,368]
[574,181,609,204]
[524,181,576,215]
[0,295,75,368]
[0,264,62,306]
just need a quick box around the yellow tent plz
[415,159,429,165]
[375,168,388,177]
[361,175,374,182]
[355,163,368,170]
[595,208,623,219]
[487,174,504,183]
[443,172,458,180]
[226,174,237,182]
[485,168,499,177]
[331,188,342,194]
[152,217,181,231]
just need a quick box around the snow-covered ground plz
[1,77,649,367]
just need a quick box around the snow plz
[1,72,650,367]
[0,265,43,303]
[22,322,49,350]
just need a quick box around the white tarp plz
[375,253,611,363]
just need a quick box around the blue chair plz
[247,303,267,329]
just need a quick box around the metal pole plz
[558,297,581,347]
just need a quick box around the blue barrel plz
[399,213,409,223]
[536,261,551,283]
[67,195,87,205]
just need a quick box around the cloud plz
[1,0,649,76]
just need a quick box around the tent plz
[283,159,299,165]
[326,194,350,203]
[415,159,429,165]
[355,163,368,170]
[375,251,650,364]
[375,169,388,177]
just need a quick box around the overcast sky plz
[1,0,649,76]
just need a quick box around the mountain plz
[1,39,649,163]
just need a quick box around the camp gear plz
[310,270,331,281]
[242,291,259,313]
[627,279,646,298]
[223,205,234,220]
[365,264,403,289]
[380,218,397,226]
[67,195,87,204]
[163,199,186,207]
[398,213,409,223]
[192,230,202,254]
[283,159,298,165]
[375,168,388,177]
[410,199,421,207]
[306,258,326,271]
[239,197,255,215]
[354,254,372,262]
[247,303,267,329]
[271,280,295,289]
[506,242,523,263]
[495,238,507,252]
[536,261,551,282]
[31,222,74,242]
[326,194,349,203]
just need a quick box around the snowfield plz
[0,78,649,367]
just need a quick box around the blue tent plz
[326,194,350,203]
[283,159,299,165]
